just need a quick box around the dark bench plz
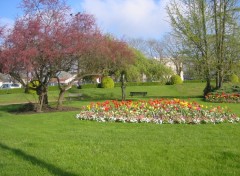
[130,92,147,97]
[67,93,83,100]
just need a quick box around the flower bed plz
[205,92,240,103]
[76,99,239,124]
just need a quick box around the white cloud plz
[78,0,171,39]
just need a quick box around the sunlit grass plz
[0,83,206,105]
[0,83,240,175]
[0,113,240,176]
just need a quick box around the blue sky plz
[0,0,171,39]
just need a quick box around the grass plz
[1,114,240,176]
[0,91,60,105]
[0,83,205,105]
[0,82,240,175]
[77,83,206,100]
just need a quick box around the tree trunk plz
[121,85,126,101]
[216,71,219,89]
[219,71,224,89]
[204,76,212,96]
[213,0,227,90]
[24,85,29,93]
[56,76,75,110]
[57,89,66,110]
[216,69,224,89]
[37,92,48,112]
[36,85,48,112]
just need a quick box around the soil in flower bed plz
[11,103,80,114]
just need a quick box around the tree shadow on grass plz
[0,143,78,176]
[208,151,240,170]
[69,93,120,102]
[0,104,22,113]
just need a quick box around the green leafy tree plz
[229,74,239,83]
[125,65,141,82]
[167,0,240,95]
[147,59,174,83]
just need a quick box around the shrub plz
[101,77,114,88]
[229,74,239,83]
[26,80,41,94]
[170,75,183,85]
[213,85,240,94]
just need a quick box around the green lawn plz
[77,83,206,100]
[0,91,60,105]
[0,83,240,176]
[0,83,206,105]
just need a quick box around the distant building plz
[49,72,77,86]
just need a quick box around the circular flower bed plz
[76,99,239,124]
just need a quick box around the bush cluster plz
[170,75,183,85]
[213,85,240,94]
[101,77,114,88]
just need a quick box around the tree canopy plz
[167,0,240,94]
[0,0,135,111]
